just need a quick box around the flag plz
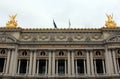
[53,19,57,28]
[69,19,71,28]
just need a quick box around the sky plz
[0,0,120,28]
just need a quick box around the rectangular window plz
[38,60,46,74]
[77,59,84,74]
[17,59,29,74]
[0,58,5,73]
[96,59,104,74]
[58,59,65,75]
[20,59,27,73]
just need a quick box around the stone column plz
[45,60,48,75]
[71,51,75,76]
[17,60,21,74]
[3,59,7,73]
[9,49,14,74]
[26,60,29,74]
[36,60,39,74]
[105,46,111,75]
[52,51,55,76]
[65,60,67,75]
[108,49,114,74]
[86,51,90,76]
[48,51,52,76]
[75,60,77,75]
[102,60,105,74]
[5,49,11,74]
[67,50,71,76]
[56,59,58,75]
[32,50,36,75]
[90,50,94,75]
[84,59,87,75]
[12,45,18,75]
[112,49,118,74]
[94,60,96,74]
[29,51,33,75]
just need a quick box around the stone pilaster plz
[29,50,33,75]
[32,50,36,75]
[48,51,52,76]
[67,50,71,76]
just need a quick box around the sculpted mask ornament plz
[6,14,18,28]
[105,14,117,28]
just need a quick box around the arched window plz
[22,50,27,56]
[96,51,101,56]
[40,51,46,56]
[59,51,64,56]
[77,51,82,56]
[0,49,5,54]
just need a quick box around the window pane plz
[58,60,65,75]
[0,58,5,72]
[19,59,27,74]
[77,59,84,74]
[96,59,103,74]
[39,60,46,74]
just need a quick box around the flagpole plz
[53,19,57,28]
[69,19,71,28]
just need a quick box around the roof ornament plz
[6,14,18,28]
[105,14,117,28]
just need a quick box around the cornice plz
[0,26,120,33]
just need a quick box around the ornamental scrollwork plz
[56,35,66,40]
[74,35,83,40]
[39,35,49,40]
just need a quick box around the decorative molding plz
[74,35,83,40]
[107,35,120,42]
[56,35,66,40]
[0,34,16,43]
[92,35,101,40]
[39,35,49,40]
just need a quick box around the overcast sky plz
[0,0,120,28]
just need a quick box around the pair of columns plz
[105,47,118,75]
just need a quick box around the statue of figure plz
[6,14,18,28]
[105,14,117,28]
[106,14,113,22]
[9,14,17,22]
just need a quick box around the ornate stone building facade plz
[0,14,120,79]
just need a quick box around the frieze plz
[56,34,67,40]
[74,34,83,40]
[107,35,120,42]
[20,34,31,40]
[39,35,49,40]
[0,35,16,43]
[92,34,101,40]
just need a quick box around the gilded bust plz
[6,14,18,28]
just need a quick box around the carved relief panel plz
[93,50,105,59]
[36,50,48,59]
[18,50,30,59]
[74,50,86,59]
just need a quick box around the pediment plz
[0,34,17,43]
[106,35,120,42]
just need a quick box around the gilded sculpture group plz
[6,14,17,28]
[105,14,117,28]
[5,14,117,28]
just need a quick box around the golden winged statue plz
[6,14,18,28]
[105,14,117,28]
